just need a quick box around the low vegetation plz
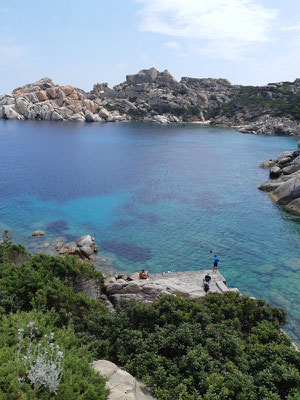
[207,84,300,121]
[0,233,299,399]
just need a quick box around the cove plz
[0,119,299,343]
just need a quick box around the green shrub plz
[208,85,300,121]
[74,294,299,400]
[0,242,106,320]
[0,311,109,399]
[0,238,299,400]
[0,230,27,264]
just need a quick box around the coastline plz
[1,224,299,348]
[1,69,300,136]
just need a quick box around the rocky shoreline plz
[16,231,300,349]
[1,68,300,135]
[28,231,237,310]
[258,141,300,214]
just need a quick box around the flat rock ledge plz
[258,141,300,214]
[103,270,239,307]
[92,360,155,400]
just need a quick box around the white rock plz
[51,110,63,121]
[69,113,86,122]
[76,234,93,248]
[2,105,24,120]
[152,115,170,124]
[99,108,111,119]
[92,360,155,400]
[92,114,103,122]
[80,245,93,258]
[0,95,15,106]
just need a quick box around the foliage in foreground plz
[75,294,300,400]
[0,238,300,399]
[0,311,108,400]
[0,240,105,320]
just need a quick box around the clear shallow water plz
[0,120,299,343]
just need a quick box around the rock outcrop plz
[2,69,300,134]
[92,360,155,400]
[258,143,300,213]
[57,234,98,260]
[103,270,238,306]
[31,230,45,237]
[236,116,300,136]
[0,77,124,124]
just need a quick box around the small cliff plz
[1,68,300,135]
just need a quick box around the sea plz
[0,119,299,343]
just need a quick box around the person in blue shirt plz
[213,255,219,273]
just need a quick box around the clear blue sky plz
[1,0,300,93]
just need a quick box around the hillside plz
[1,68,300,135]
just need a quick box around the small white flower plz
[57,351,63,357]
[27,321,35,328]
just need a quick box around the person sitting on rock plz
[204,274,211,284]
[139,269,148,279]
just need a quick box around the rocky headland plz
[258,141,300,214]
[1,68,300,135]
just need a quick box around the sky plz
[1,0,300,93]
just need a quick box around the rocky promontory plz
[258,142,300,214]
[1,68,300,134]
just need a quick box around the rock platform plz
[104,270,239,306]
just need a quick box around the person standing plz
[213,255,219,273]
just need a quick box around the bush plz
[208,85,300,121]
[0,230,27,264]
[74,294,300,400]
[0,238,299,400]
[0,311,109,399]
[0,242,106,319]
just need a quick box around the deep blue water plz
[0,120,299,342]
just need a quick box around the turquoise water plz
[0,120,299,342]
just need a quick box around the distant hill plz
[1,68,300,135]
